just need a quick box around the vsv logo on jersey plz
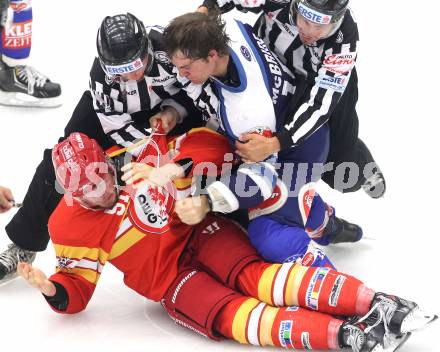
[297,3,332,25]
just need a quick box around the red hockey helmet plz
[52,132,115,198]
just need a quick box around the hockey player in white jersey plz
[198,0,386,198]
[163,11,362,266]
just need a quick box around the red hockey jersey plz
[48,128,233,314]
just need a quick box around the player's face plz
[74,172,118,210]
[296,15,334,45]
[171,50,213,84]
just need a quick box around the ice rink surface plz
[0,0,439,350]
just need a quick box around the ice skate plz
[366,293,438,335]
[324,215,363,244]
[0,243,36,284]
[340,318,411,352]
[0,61,62,108]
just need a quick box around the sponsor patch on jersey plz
[279,320,294,348]
[105,58,144,75]
[329,274,346,307]
[240,45,252,61]
[316,74,347,93]
[323,53,356,74]
[151,75,175,85]
[286,306,299,312]
[305,267,329,310]
[297,3,332,25]
[3,20,32,49]
[301,332,312,350]
[154,51,171,64]
[301,251,315,266]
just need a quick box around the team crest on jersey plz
[128,183,175,234]
[154,51,171,64]
[240,45,252,62]
[56,256,75,270]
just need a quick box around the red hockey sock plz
[237,261,375,316]
[214,296,343,350]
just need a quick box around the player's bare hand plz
[122,163,184,188]
[0,186,14,214]
[149,106,179,134]
[121,162,154,186]
[17,262,56,297]
[235,134,281,162]
[175,195,210,225]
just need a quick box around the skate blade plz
[389,332,411,352]
[0,92,62,108]
[401,308,438,333]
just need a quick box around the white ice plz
[0,0,439,351]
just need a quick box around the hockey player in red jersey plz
[17,130,436,351]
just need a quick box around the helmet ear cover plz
[96,13,154,77]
